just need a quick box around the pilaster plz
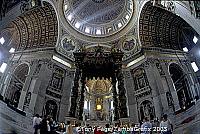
[124,70,138,123]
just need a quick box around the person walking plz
[40,116,48,134]
[65,121,73,134]
[141,117,152,134]
[33,114,42,134]
[159,114,173,134]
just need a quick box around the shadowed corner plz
[10,129,18,134]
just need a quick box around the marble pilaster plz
[124,70,138,123]
[143,61,162,119]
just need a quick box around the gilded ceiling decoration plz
[139,2,190,50]
[86,78,112,95]
[11,2,58,51]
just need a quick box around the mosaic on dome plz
[61,37,76,52]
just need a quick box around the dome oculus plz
[63,0,134,37]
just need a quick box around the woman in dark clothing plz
[40,117,48,134]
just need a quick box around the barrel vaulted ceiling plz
[8,2,58,51]
[139,2,195,50]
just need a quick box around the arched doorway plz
[169,63,192,110]
[5,63,29,108]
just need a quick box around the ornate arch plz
[5,63,29,108]
[169,63,193,110]
[139,1,198,50]
[8,1,58,51]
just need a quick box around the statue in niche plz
[51,75,60,89]
[24,92,31,106]
[45,100,57,119]
[144,105,150,116]
[133,68,148,90]
[166,92,173,107]
[138,77,146,88]
[96,111,101,120]
[140,100,155,120]
[12,89,21,108]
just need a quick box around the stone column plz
[124,70,139,123]
[29,61,51,115]
[116,68,128,118]
[18,62,36,110]
[111,77,119,121]
[78,74,86,120]
[69,69,80,118]
[186,60,200,99]
[0,72,12,97]
[0,61,15,97]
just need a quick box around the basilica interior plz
[0,0,200,133]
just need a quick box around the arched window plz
[169,63,192,110]
[5,63,29,108]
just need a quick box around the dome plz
[62,0,135,42]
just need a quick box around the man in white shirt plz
[141,117,152,134]
[33,114,42,134]
[159,114,173,134]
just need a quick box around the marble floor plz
[1,99,200,134]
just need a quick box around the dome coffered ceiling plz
[59,0,137,43]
